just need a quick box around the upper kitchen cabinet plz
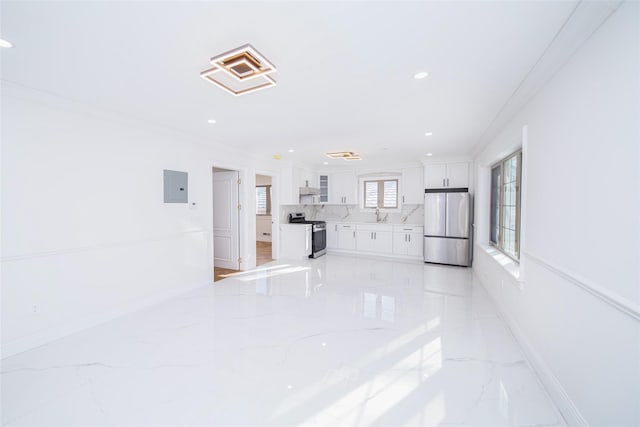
[424,162,469,189]
[281,167,318,205]
[329,171,357,204]
[401,167,424,204]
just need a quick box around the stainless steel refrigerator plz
[423,190,472,266]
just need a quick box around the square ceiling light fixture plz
[326,151,362,161]
[200,44,277,96]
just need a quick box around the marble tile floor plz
[1,255,563,426]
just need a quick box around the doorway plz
[255,174,274,266]
[213,167,240,281]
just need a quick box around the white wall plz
[473,3,639,426]
[0,84,278,357]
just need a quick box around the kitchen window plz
[363,179,398,209]
[256,185,271,215]
[490,150,522,260]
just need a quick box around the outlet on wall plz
[32,305,38,313]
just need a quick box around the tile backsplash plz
[281,204,423,225]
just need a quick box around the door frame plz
[255,169,280,261]
[211,163,248,278]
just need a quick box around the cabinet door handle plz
[447,178,450,187]
[408,234,411,242]
[442,178,445,187]
[402,195,405,203]
[353,231,355,238]
[374,232,377,239]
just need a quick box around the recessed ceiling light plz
[323,162,329,165]
[207,119,216,124]
[424,132,433,136]
[414,71,429,79]
[0,39,13,48]
[426,153,433,157]
[288,149,295,153]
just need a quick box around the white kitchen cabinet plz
[401,167,424,204]
[393,225,423,257]
[329,171,357,204]
[280,167,319,205]
[326,222,339,249]
[337,224,357,250]
[356,224,393,254]
[446,163,469,188]
[424,162,469,189]
[279,224,311,259]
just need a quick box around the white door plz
[213,171,240,269]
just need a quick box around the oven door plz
[311,228,326,257]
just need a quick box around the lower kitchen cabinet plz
[279,224,312,259]
[393,225,423,258]
[337,224,357,250]
[325,223,424,261]
[326,222,339,249]
[356,225,393,255]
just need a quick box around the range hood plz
[299,186,321,195]
[299,180,320,196]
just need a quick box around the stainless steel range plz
[288,213,326,258]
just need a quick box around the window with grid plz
[364,179,398,209]
[256,185,271,215]
[490,151,522,260]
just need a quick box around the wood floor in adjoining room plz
[213,241,272,282]
[213,267,239,282]
[256,240,272,266]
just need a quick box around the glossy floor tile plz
[1,255,563,426]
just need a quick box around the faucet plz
[375,208,387,223]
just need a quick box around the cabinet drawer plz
[338,224,355,230]
[393,225,423,234]
[356,224,393,232]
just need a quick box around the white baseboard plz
[2,280,211,359]
[475,271,587,427]
[326,248,424,263]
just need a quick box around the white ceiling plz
[0,1,579,167]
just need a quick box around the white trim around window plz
[358,174,401,212]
